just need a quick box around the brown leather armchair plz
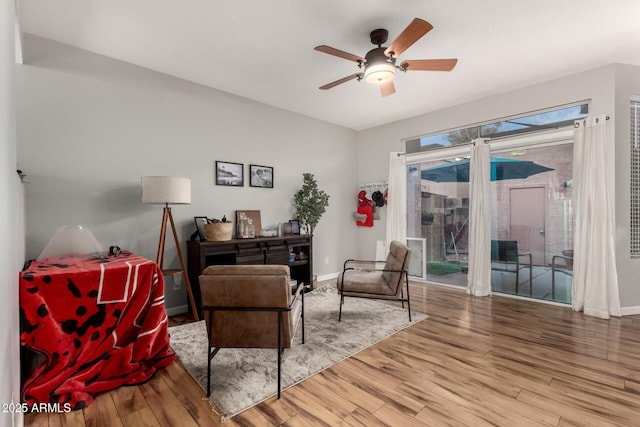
[337,240,412,321]
[199,264,304,398]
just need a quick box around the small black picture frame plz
[249,164,274,188]
[194,216,208,241]
[215,161,244,186]
[289,220,300,235]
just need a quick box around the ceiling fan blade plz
[384,18,433,57]
[319,73,362,90]
[380,81,396,97]
[314,45,365,63]
[400,59,458,71]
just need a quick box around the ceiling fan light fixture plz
[364,61,396,85]
[314,18,456,96]
[364,47,396,85]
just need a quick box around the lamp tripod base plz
[157,206,199,321]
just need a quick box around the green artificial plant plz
[294,173,330,235]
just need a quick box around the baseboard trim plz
[312,272,640,316]
[166,304,188,317]
[317,272,339,282]
[621,306,640,316]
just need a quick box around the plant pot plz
[204,222,233,242]
[421,218,434,226]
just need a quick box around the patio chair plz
[491,240,533,294]
[511,224,534,266]
[551,252,573,299]
[337,240,412,321]
[199,264,304,398]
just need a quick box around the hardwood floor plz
[25,282,640,426]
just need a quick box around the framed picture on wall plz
[215,161,244,186]
[249,164,274,188]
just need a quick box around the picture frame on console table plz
[236,210,262,238]
[194,216,208,241]
[215,161,244,186]
[249,164,274,188]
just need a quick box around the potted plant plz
[421,210,435,225]
[294,173,330,235]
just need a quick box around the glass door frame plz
[405,144,473,288]
[404,128,575,304]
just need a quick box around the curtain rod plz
[403,138,486,155]
[472,139,491,145]
[573,115,610,128]
[404,116,608,155]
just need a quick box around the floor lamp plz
[141,176,199,321]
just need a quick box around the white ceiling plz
[17,0,640,131]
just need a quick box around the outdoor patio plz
[424,264,572,304]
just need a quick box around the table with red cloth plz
[19,251,176,409]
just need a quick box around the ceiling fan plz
[314,18,457,97]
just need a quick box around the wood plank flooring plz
[24,282,640,426]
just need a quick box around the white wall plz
[1,0,25,426]
[17,35,358,311]
[356,64,640,310]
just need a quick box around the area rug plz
[168,285,427,421]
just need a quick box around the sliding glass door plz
[407,150,471,288]
[407,134,574,303]
[490,142,573,303]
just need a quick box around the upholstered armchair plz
[337,240,412,321]
[199,264,304,398]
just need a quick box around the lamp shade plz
[141,176,191,204]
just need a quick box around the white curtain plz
[386,152,407,250]
[467,139,492,296]
[572,115,621,318]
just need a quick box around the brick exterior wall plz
[413,142,574,266]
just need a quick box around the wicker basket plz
[204,222,233,242]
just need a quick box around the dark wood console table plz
[187,235,313,315]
